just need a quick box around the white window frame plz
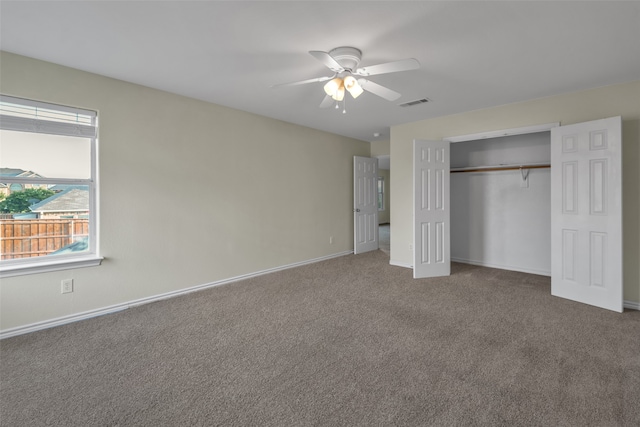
[377,176,385,211]
[0,95,102,277]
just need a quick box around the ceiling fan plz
[273,47,420,108]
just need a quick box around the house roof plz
[47,184,88,192]
[29,188,89,213]
[1,2,639,142]
[0,168,42,178]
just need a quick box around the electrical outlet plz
[409,244,413,250]
[61,279,73,294]
[329,236,334,244]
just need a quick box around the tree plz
[0,188,55,213]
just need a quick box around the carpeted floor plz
[1,250,639,426]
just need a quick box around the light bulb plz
[343,75,357,90]
[348,84,364,98]
[344,75,364,99]
[331,83,345,101]
[323,78,342,97]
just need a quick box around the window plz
[0,95,101,277]
[377,176,385,211]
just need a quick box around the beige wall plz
[370,140,390,158]
[0,52,369,332]
[391,81,640,304]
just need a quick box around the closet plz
[449,131,551,276]
[415,117,623,312]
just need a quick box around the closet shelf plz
[450,163,550,173]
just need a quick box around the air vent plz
[398,98,430,107]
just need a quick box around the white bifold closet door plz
[412,118,622,312]
[551,117,623,312]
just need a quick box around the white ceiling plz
[1,1,639,142]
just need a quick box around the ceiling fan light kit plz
[323,75,363,101]
[323,77,343,99]
[274,46,420,110]
[333,83,346,101]
[343,75,364,98]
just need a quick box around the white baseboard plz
[0,251,353,340]
[451,257,551,277]
[3,249,636,340]
[389,260,412,269]
[624,300,640,311]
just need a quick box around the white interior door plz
[414,140,450,278]
[551,117,623,312]
[354,156,378,254]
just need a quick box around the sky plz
[0,130,90,179]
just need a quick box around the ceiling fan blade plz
[319,95,334,108]
[309,50,344,72]
[355,58,420,76]
[271,75,333,88]
[358,79,401,101]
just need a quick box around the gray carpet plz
[1,250,639,426]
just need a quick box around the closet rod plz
[450,164,550,174]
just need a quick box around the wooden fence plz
[0,219,89,260]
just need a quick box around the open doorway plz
[377,155,390,256]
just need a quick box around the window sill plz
[0,256,103,278]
